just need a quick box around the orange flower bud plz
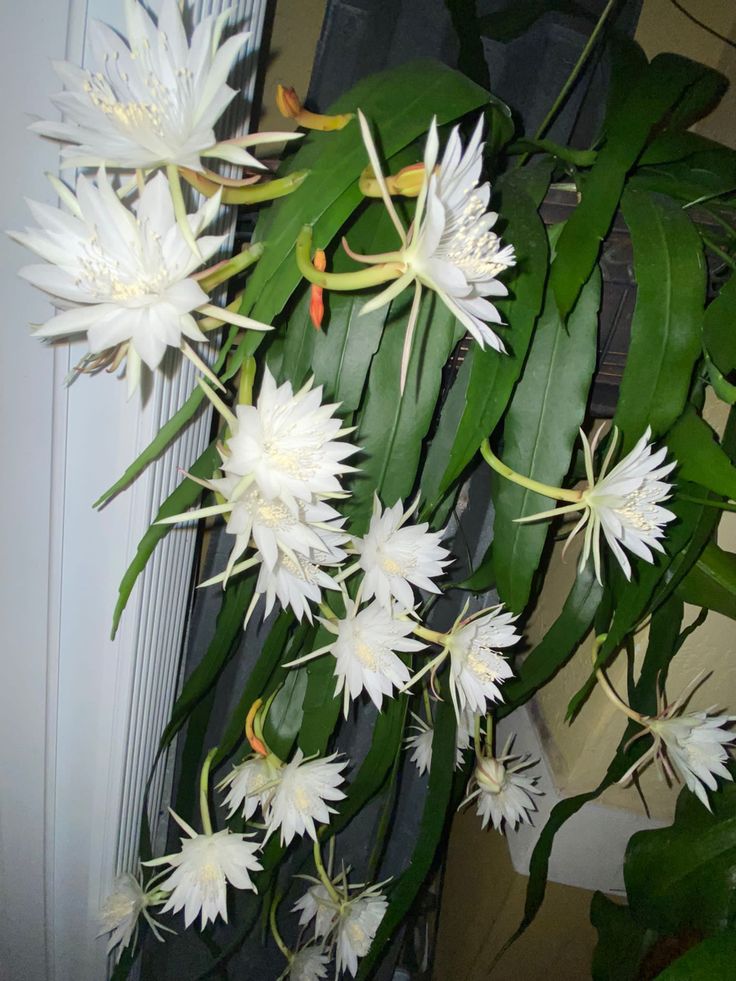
[309,249,327,330]
[276,83,353,131]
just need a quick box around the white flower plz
[255,550,343,622]
[293,882,338,939]
[405,706,474,775]
[334,891,387,977]
[354,495,450,609]
[463,740,542,832]
[620,682,735,810]
[354,112,514,386]
[218,754,282,820]
[31,0,272,171]
[446,606,519,716]
[150,811,262,929]
[520,427,676,584]
[98,872,170,957]
[222,368,358,509]
[286,945,330,981]
[10,169,225,392]
[323,599,425,716]
[263,750,348,845]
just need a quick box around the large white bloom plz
[222,369,358,508]
[446,606,519,715]
[463,741,542,833]
[263,750,348,845]
[354,496,450,610]
[150,812,262,929]
[286,945,330,981]
[405,706,474,775]
[355,112,515,386]
[334,892,387,977]
[10,169,225,392]
[254,549,344,622]
[32,0,282,171]
[321,599,425,716]
[218,754,282,820]
[520,427,676,584]
[98,872,170,957]
[620,683,735,810]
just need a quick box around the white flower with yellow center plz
[616,678,735,810]
[147,811,262,929]
[294,599,424,717]
[222,368,359,509]
[354,495,450,610]
[9,169,238,394]
[488,427,676,585]
[405,706,474,775]
[462,739,542,832]
[98,872,170,958]
[255,549,344,623]
[263,750,348,845]
[445,606,519,716]
[354,112,514,387]
[217,754,282,820]
[32,0,296,171]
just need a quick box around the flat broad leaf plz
[676,541,736,620]
[668,407,736,499]
[653,933,736,980]
[614,190,705,450]
[704,274,736,379]
[590,892,657,981]
[493,263,601,612]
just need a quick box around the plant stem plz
[480,439,583,503]
[239,355,257,406]
[678,493,736,512]
[412,623,449,646]
[166,163,201,259]
[269,898,291,961]
[296,226,405,290]
[199,747,218,836]
[313,840,341,904]
[591,635,644,724]
[473,715,482,758]
[198,243,264,294]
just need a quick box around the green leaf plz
[590,892,657,981]
[452,541,495,592]
[493,263,601,612]
[630,151,736,206]
[550,54,711,320]
[639,131,727,167]
[110,439,221,637]
[704,274,736,378]
[676,541,736,619]
[625,772,736,937]
[499,562,603,716]
[668,407,736,499]
[421,161,552,509]
[297,627,342,757]
[240,60,489,327]
[614,190,705,449]
[347,289,463,533]
[355,701,457,979]
[653,933,736,980]
[262,667,309,760]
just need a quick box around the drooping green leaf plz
[493,263,601,612]
[262,667,309,760]
[110,439,221,637]
[297,627,342,757]
[499,562,603,716]
[626,772,736,937]
[704,274,736,378]
[355,701,457,979]
[614,190,705,449]
[240,60,489,327]
[638,131,727,168]
[676,541,736,620]
[550,54,711,320]
[347,289,464,533]
[421,161,552,510]
[630,151,736,206]
[590,892,657,981]
[668,407,736,499]
[653,933,736,980]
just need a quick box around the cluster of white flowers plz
[11,0,296,394]
[293,873,388,977]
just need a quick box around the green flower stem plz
[199,747,218,836]
[313,840,341,904]
[591,634,644,724]
[295,225,405,290]
[473,715,482,758]
[179,167,311,204]
[166,163,201,260]
[485,713,494,749]
[412,623,449,646]
[480,439,583,504]
[198,243,264,294]
[269,897,292,962]
[238,355,257,406]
